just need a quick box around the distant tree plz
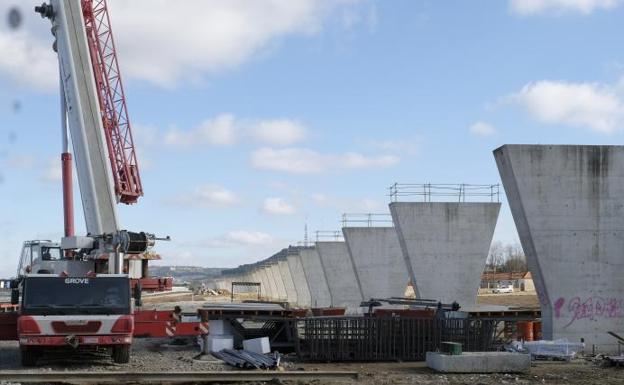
[486,241,527,273]
[486,241,505,273]
[499,242,527,272]
[501,257,527,273]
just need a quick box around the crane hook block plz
[35,3,54,19]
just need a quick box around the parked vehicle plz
[492,284,514,294]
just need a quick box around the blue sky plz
[1,0,624,276]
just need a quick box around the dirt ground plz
[296,359,624,385]
[477,292,540,308]
[2,339,623,384]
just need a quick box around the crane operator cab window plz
[40,246,61,261]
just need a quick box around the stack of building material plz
[211,349,281,369]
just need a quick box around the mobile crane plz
[7,0,173,366]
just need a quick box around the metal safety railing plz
[389,183,500,203]
[341,213,393,228]
[315,231,344,242]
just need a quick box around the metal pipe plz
[60,66,74,240]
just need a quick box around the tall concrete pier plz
[261,266,277,299]
[286,248,312,307]
[390,201,500,306]
[278,257,298,304]
[343,227,409,300]
[269,262,288,300]
[299,247,331,307]
[316,241,363,311]
[495,144,624,352]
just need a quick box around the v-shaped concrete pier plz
[495,144,624,352]
[390,202,500,306]
[342,227,409,300]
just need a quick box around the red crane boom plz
[81,0,143,204]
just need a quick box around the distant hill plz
[149,265,224,284]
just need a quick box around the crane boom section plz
[52,0,119,235]
[82,0,143,204]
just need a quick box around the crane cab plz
[17,241,94,277]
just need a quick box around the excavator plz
[2,0,194,366]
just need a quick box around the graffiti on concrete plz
[554,296,624,328]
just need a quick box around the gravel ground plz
[3,339,624,385]
[0,338,227,372]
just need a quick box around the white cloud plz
[165,114,238,147]
[249,119,307,146]
[469,121,497,136]
[263,197,297,215]
[508,80,624,133]
[203,230,276,248]
[342,152,398,168]
[163,115,307,148]
[510,0,622,15]
[250,147,399,173]
[251,148,328,173]
[108,0,365,86]
[40,158,62,183]
[194,185,239,206]
[167,184,239,208]
[373,139,419,155]
[0,1,365,89]
[0,3,57,91]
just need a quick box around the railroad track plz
[0,370,359,384]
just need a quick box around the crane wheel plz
[112,345,130,364]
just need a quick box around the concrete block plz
[209,320,233,335]
[316,241,363,311]
[426,352,531,373]
[390,202,500,306]
[205,334,233,353]
[243,337,270,354]
[495,144,624,353]
[286,250,312,307]
[299,247,332,307]
[343,227,409,300]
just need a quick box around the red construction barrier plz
[311,307,346,316]
[533,321,542,340]
[133,309,204,338]
[517,321,534,341]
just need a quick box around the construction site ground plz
[1,339,622,384]
[1,293,622,384]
